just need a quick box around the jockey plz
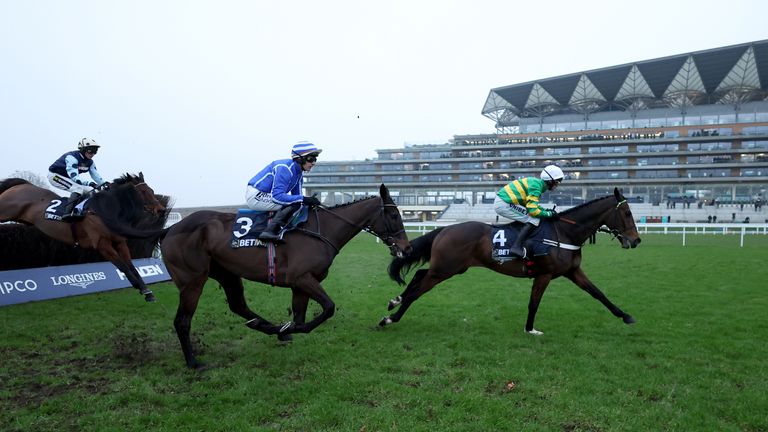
[493,165,564,258]
[47,138,106,220]
[246,140,322,242]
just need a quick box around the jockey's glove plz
[302,196,321,207]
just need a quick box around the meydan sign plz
[0,258,171,306]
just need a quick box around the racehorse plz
[0,173,168,302]
[0,195,172,271]
[161,184,411,369]
[382,187,641,335]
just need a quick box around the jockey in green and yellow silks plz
[494,165,565,258]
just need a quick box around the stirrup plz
[258,231,281,242]
[509,246,527,259]
[61,212,84,222]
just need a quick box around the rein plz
[296,198,404,253]
[553,198,630,246]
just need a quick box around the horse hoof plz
[524,328,543,336]
[378,316,392,327]
[190,362,210,371]
[277,333,293,342]
[144,293,157,302]
[623,315,636,324]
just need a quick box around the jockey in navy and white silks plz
[48,138,105,195]
[47,138,106,220]
[246,141,323,241]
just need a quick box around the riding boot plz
[258,205,298,242]
[61,192,82,221]
[508,223,534,258]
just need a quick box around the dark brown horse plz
[383,187,641,334]
[0,173,167,302]
[161,184,411,368]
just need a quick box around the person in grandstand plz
[493,165,564,258]
[246,140,322,242]
[47,138,106,220]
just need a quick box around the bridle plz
[597,199,635,244]
[299,198,405,254]
[555,198,633,245]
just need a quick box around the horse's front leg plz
[278,276,334,336]
[114,240,156,302]
[524,274,553,335]
[97,239,155,302]
[565,267,635,324]
[210,267,282,336]
[277,292,310,342]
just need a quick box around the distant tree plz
[7,170,51,189]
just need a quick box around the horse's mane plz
[561,195,614,215]
[323,195,379,210]
[111,172,144,187]
[87,173,170,236]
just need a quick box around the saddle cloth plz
[44,197,90,221]
[229,206,309,249]
[490,222,557,262]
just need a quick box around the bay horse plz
[161,184,411,369]
[0,173,167,302]
[382,187,641,335]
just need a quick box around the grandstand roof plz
[483,40,768,126]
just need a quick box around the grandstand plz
[305,40,768,222]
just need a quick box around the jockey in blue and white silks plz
[48,138,105,194]
[47,138,106,220]
[246,140,323,242]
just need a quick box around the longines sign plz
[0,258,171,307]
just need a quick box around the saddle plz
[229,206,309,248]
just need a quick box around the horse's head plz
[369,184,412,258]
[117,172,166,215]
[604,188,642,249]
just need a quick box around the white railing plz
[401,221,768,247]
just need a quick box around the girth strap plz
[267,242,277,285]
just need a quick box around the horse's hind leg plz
[379,269,450,327]
[209,262,281,337]
[387,268,428,311]
[173,274,208,369]
[565,267,635,325]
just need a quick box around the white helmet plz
[540,165,564,182]
[78,138,101,152]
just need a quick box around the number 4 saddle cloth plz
[490,221,581,262]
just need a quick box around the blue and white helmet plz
[291,141,322,159]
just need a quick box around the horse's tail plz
[0,178,31,195]
[388,227,445,285]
